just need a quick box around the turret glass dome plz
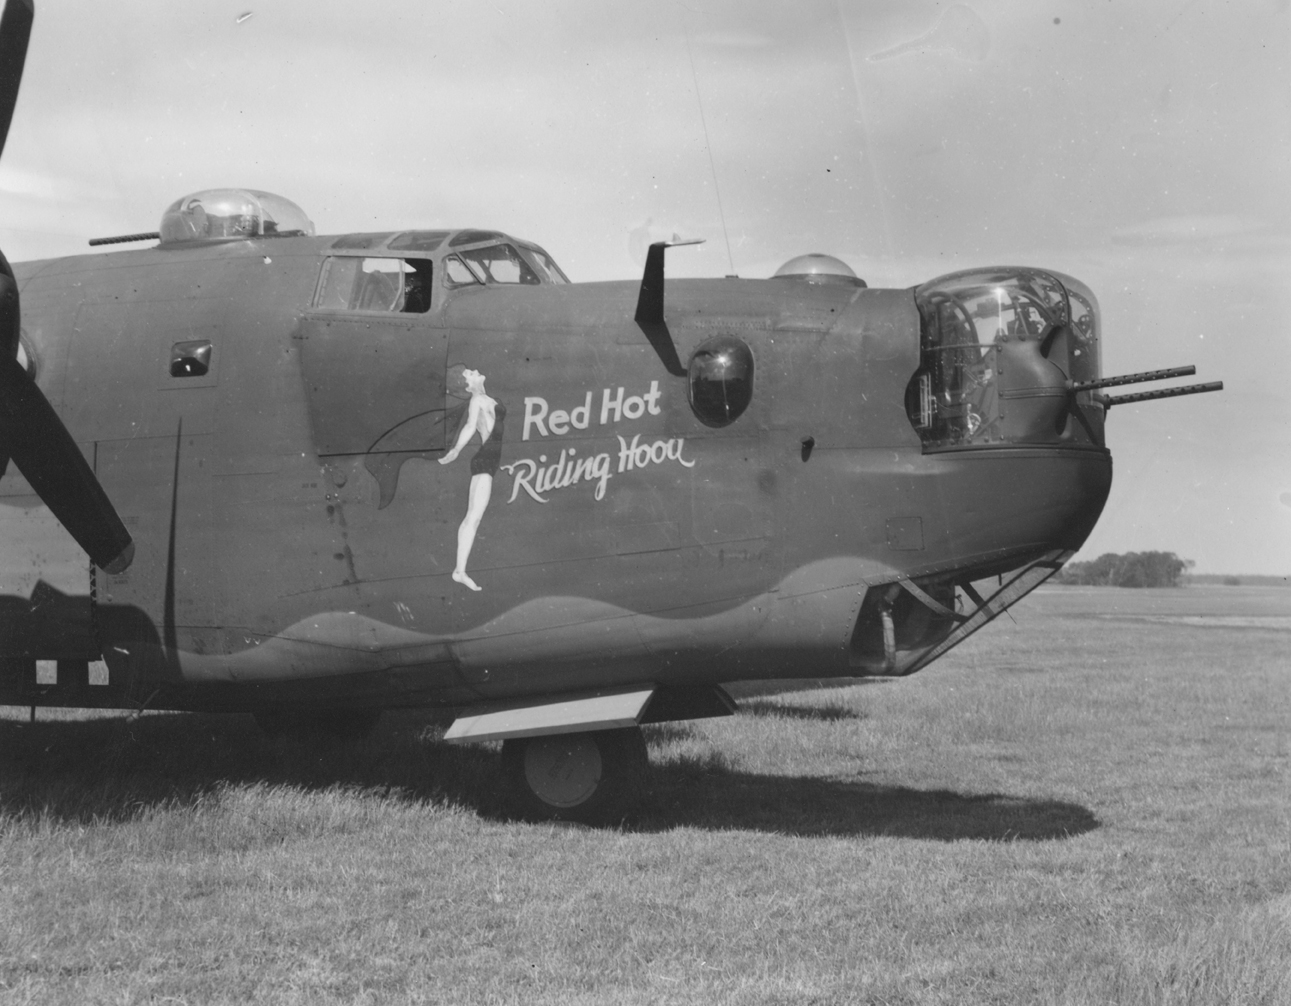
[159,189,314,245]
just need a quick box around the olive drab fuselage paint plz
[0,226,1117,714]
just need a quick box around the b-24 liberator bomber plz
[0,0,1220,820]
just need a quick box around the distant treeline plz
[1054,551,1193,588]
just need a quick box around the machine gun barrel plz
[88,231,161,247]
[1100,381,1223,409]
[1071,365,1195,392]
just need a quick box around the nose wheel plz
[501,727,648,824]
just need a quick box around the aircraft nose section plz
[1042,448,1113,551]
[849,445,1111,678]
[933,447,1113,571]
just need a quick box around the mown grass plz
[1,585,1288,1004]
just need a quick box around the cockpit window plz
[520,243,570,284]
[444,255,483,287]
[443,242,541,288]
[388,230,450,252]
[449,229,504,247]
[314,257,434,313]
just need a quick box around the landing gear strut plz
[501,727,648,824]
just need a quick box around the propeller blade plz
[0,1,136,576]
[0,347,135,573]
[0,0,34,160]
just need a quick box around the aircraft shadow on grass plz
[636,757,1098,841]
[0,712,1098,842]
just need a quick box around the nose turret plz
[897,269,1114,569]
[905,268,1106,450]
[839,266,1117,678]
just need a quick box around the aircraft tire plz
[501,727,649,825]
[254,708,383,741]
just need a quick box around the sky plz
[1,0,1287,573]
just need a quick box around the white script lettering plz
[616,434,696,473]
[523,382,663,440]
[522,397,549,441]
[502,448,613,503]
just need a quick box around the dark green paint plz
[0,230,1116,717]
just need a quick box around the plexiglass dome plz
[772,253,865,287]
[159,189,314,245]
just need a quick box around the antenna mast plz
[682,17,736,275]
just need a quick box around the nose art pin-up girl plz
[438,367,504,591]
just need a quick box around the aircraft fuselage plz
[0,230,1112,714]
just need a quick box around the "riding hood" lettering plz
[500,435,695,504]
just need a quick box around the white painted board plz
[442,688,655,744]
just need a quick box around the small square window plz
[171,340,212,377]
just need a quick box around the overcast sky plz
[2,0,1287,574]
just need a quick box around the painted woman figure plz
[438,367,505,591]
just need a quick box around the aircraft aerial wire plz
[836,1,897,265]
[681,9,737,277]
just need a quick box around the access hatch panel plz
[297,315,448,456]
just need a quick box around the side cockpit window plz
[314,257,434,313]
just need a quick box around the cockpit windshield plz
[519,243,570,284]
[442,241,569,288]
[444,242,540,287]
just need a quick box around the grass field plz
[1,585,1288,1004]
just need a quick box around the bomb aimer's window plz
[314,257,434,313]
